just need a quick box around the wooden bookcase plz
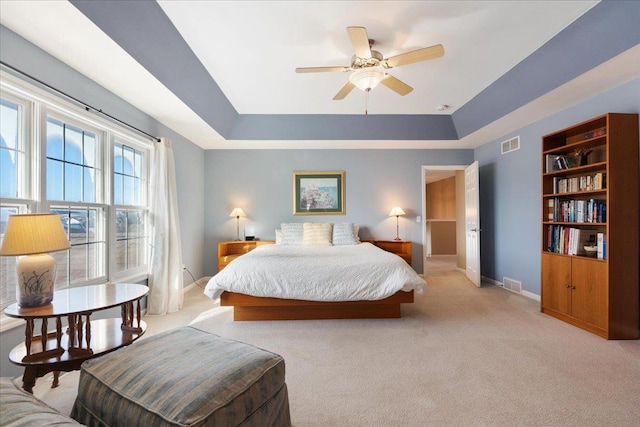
[540,113,639,339]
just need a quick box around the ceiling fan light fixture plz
[349,67,385,92]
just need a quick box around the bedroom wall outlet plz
[416,216,421,223]
[182,264,186,271]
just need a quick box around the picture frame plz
[293,171,345,215]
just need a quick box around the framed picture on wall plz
[293,171,345,215]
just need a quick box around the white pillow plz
[302,223,333,246]
[280,223,304,245]
[275,229,282,244]
[332,222,359,245]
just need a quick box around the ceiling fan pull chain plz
[365,88,369,115]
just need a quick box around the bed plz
[204,225,425,320]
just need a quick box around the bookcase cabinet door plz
[571,257,607,330]
[541,253,571,315]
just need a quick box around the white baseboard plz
[482,275,541,302]
[481,276,502,287]
[183,277,210,293]
[522,290,541,302]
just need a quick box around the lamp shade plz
[0,213,70,256]
[389,207,406,217]
[229,208,246,218]
[349,67,385,92]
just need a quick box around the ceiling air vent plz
[501,136,520,154]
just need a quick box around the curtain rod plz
[0,61,161,143]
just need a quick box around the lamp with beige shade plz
[229,208,246,241]
[389,207,406,240]
[0,213,70,307]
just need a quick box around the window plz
[114,143,147,274]
[46,117,99,203]
[0,98,24,199]
[46,116,106,287]
[0,72,151,311]
[0,93,30,310]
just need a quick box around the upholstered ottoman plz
[71,326,291,427]
[1,377,84,427]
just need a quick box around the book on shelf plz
[582,127,606,140]
[554,172,606,194]
[596,233,606,259]
[545,154,557,173]
[548,198,605,223]
[553,155,576,170]
[546,226,598,256]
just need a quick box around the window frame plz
[0,71,153,327]
[0,90,33,205]
[110,133,150,281]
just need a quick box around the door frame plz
[421,165,468,274]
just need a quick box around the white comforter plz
[204,242,425,302]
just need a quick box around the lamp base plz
[393,237,402,241]
[16,254,57,308]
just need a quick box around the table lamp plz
[0,213,70,307]
[388,207,406,240]
[229,208,246,241]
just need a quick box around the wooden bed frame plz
[220,290,414,321]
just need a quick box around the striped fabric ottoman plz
[71,326,291,427]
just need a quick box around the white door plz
[465,161,481,286]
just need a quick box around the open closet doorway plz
[421,164,481,285]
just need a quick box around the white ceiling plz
[2,0,638,150]
[157,0,597,115]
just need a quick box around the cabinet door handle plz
[565,284,570,288]
[571,286,576,290]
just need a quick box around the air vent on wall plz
[502,277,522,294]
[501,136,520,154]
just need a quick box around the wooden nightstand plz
[363,240,412,266]
[218,240,275,271]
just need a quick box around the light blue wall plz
[475,78,640,296]
[204,149,474,275]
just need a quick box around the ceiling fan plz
[296,26,444,102]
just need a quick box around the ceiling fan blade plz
[347,26,372,59]
[296,66,351,73]
[380,74,413,96]
[333,81,356,100]
[384,44,444,68]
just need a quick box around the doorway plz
[422,166,466,274]
[421,163,481,285]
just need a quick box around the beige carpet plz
[32,262,640,426]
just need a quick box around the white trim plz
[522,290,541,302]
[481,275,502,287]
[0,315,24,333]
[183,281,199,293]
[183,277,210,293]
[483,275,542,302]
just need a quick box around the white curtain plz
[147,137,183,315]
